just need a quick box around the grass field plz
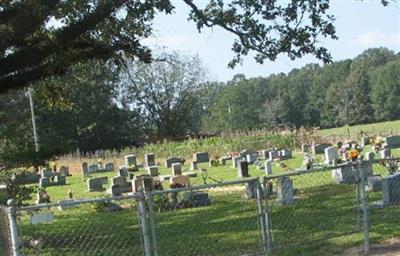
[16,147,400,255]
[318,120,400,137]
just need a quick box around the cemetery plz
[3,134,400,255]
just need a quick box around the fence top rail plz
[17,193,139,212]
[264,161,367,180]
[149,177,259,196]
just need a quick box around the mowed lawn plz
[318,120,400,137]
[18,148,400,255]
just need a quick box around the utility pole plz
[28,86,39,152]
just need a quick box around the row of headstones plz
[81,162,115,177]
[272,160,400,207]
[324,146,393,167]
[39,168,69,187]
[86,171,193,197]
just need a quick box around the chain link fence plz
[262,162,369,255]
[146,178,266,256]
[0,205,13,256]
[14,195,144,256]
[4,161,400,255]
[367,163,400,246]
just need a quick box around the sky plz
[144,0,400,82]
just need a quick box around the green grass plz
[318,119,400,137]
[18,150,400,256]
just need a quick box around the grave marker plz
[237,160,249,178]
[193,152,209,163]
[276,176,295,206]
[171,163,182,176]
[124,154,136,167]
[144,153,156,167]
[324,146,338,166]
[265,160,272,175]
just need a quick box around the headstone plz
[332,161,373,184]
[245,179,257,199]
[365,152,375,162]
[124,154,136,167]
[324,146,338,165]
[39,177,50,187]
[193,152,209,163]
[246,154,258,164]
[382,173,400,205]
[144,153,156,167]
[165,157,183,168]
[112,176,127,187]
[105,163,114,172]
[190,161,198,171]
[147,166,159,177]
[384,135,400,148]
[12,172,40,185]
[260,150,270,158]
[40,169,53,178]
[232,156,245,168]
[88,164,99,173]
[118,168,129,177]
[268,150,279,160]
[171,163,182,176]
[276,176,295,206]
[54,175,66,186]
[87,177,104,192]
[265,160,272,175]
[183,191,210,207]
[301,144,310,153]
[220,156,231,165]
[82,162,89,177]
[332,164,356,184]
[110,175,132,195]
[59,166,70,176]
[312,143,332,154]
[240,149,250,158]
[169,175,190,187]
[280,149,292,160]
[367,175,383,192]
[380,148,391,159]
[132,175,153,193]
[237,160,249,178]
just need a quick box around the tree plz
[370,59,400,121]
[120,52,207,138]
[2,0,359,94]
[34,60,143,153]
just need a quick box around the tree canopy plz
[1,0,348,94]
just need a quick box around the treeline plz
[204,47,400,131]
[0,48,399,161]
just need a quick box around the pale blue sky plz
[144,0,400,82]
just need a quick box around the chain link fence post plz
[146,192,159,256]
[262,177,272,254]
[7,199,20,256]
[357,160,370,254]
[256,179,267,252]
[137,190,152,256]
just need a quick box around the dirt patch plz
[342,238,400,256]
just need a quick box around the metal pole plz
[7,199,20,256]
[358,161,370,254]
[137,190,152,256]
[255,180,268,253]
[146,192,159,256]
[262,178,273,254]
[28,86,39,152]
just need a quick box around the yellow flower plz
[348,149,359,161]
